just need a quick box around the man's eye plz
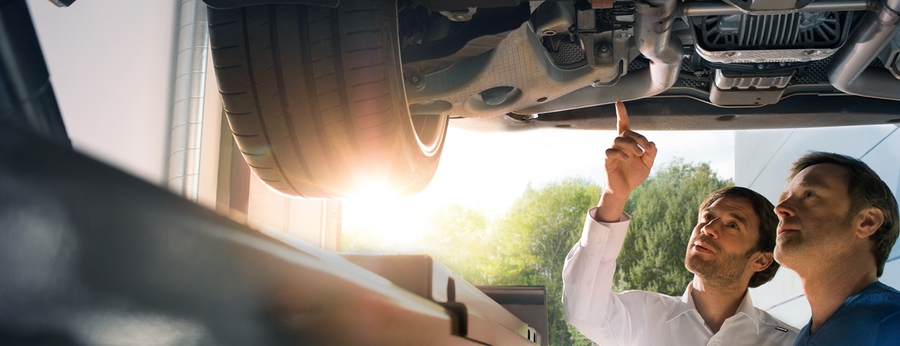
[728,222,739,229]
[804,190,816,198]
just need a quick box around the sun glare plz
[342,195,434,252]
[341,127,736,254]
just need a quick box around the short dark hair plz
[700,186,779,288]
[789,152,899,277]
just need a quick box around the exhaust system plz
[828,0,900,100]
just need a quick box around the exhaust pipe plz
[520,0,682,114]
[828,0,900,100]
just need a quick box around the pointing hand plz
[604,101,657,197]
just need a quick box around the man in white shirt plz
[562,102,797,345]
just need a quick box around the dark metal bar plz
[0,0,70,148]
[0,122,485,345]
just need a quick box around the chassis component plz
[203,0,900,197]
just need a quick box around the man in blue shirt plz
[774,152,900,345]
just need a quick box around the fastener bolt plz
[596,44,612,60]
[407,73,425,91]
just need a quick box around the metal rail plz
[678,0,875,16]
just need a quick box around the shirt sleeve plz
[562,207,633,345]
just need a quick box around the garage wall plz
[27,0,179,185]
[737,125,900,328]
[26,0,341,249]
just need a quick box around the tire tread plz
[207,0,445,198]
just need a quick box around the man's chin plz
[775,237,802,253]
[773,243,800,267]
[684,256,710,275]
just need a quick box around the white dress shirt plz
[562,211,798,346]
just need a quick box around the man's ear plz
[751,252,774,273]
[856,207,884,239]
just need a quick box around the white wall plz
[27,0,178,185]
[27,0,340,247]
[737,125,900,328]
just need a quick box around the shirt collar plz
[666,284,763,334]
[665,284,697,323]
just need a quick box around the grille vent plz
[697,12,845,50]
[547,38,586,66]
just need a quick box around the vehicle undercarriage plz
[203,0,900,197]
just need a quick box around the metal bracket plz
[440,7,478,21]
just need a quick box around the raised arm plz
[563,101,657,344]
[593,101,657,222]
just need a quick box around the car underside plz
[202,0,900,197]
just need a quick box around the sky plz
[341,124,736,250]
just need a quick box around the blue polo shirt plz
[794,281,900,345]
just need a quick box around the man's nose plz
[701,220,719,238]
[774,197,795,219]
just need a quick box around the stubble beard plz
[775,214,854,272]
[774,235,803,270]
[686,250,754,288]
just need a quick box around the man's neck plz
[798,263,877,333]
[690,278,748,333]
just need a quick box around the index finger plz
[616,101,629,135]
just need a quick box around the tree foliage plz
[490,178,601,345]
[615,159,733,295]
[341,160,730,345]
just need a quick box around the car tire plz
[207,1,448,198]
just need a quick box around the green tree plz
[614,159,733,295]
[481,160,728,345]
[344,159,730,345]
[490,178,601,346]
